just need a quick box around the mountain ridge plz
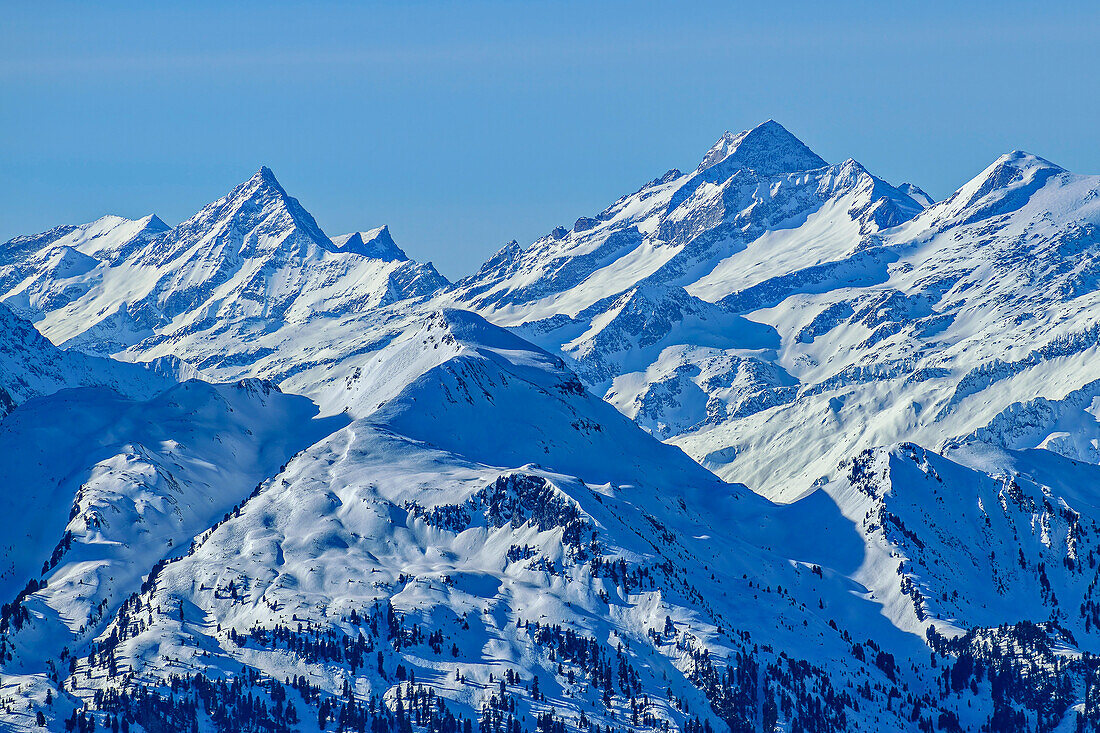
[2,121,1100,731]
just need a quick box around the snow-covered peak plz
[0,167,452,369]
[993,149,1065,173]
[350,307,731,491]
[451,123,926,327]
[331,225,408,261]
[137,212,169,231]
[897,182,935,208]
[166,165,330,258]
[66,213,170,251]
[238,165,293,201]
[968,150,1065,197]
[697,119,828,176]
[6,129,1100,732]
[232,165,296,206]
[253,164,280,186]
[0,214,168,276]
[924,150,1071,226]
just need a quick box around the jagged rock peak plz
[697,119,828,177]
[331,226,408,262]
[232,165,293,202]
[173,165,329,246]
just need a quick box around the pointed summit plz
[143,214,171,233]
[251,165,287,194]
[331,226,408,262]
[234,165,291,202]
[898,183,935,208]
[172,166,329,248]
[697,120,827,177]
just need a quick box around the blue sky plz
[3,1,1098,279]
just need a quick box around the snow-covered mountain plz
[0,167,449,373]
[12,307,1052,732]
[3,122,1100,731]
[440,121,934,496]
[0,301,180,416]
[0,378,342,682]
[452,121,923,321]
[449,123,1100,511]
[665,149,1100,500]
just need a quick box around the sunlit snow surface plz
[0,122,1098,730]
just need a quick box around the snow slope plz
[0,301,178,416]
[3,123,1100,731]
[825,440,1100,645]
[0,376,347,727]
[26,309,990,733]
[671,149,1100,499]
[442,124,1100,512]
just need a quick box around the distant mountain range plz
[0,121,1098,731]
